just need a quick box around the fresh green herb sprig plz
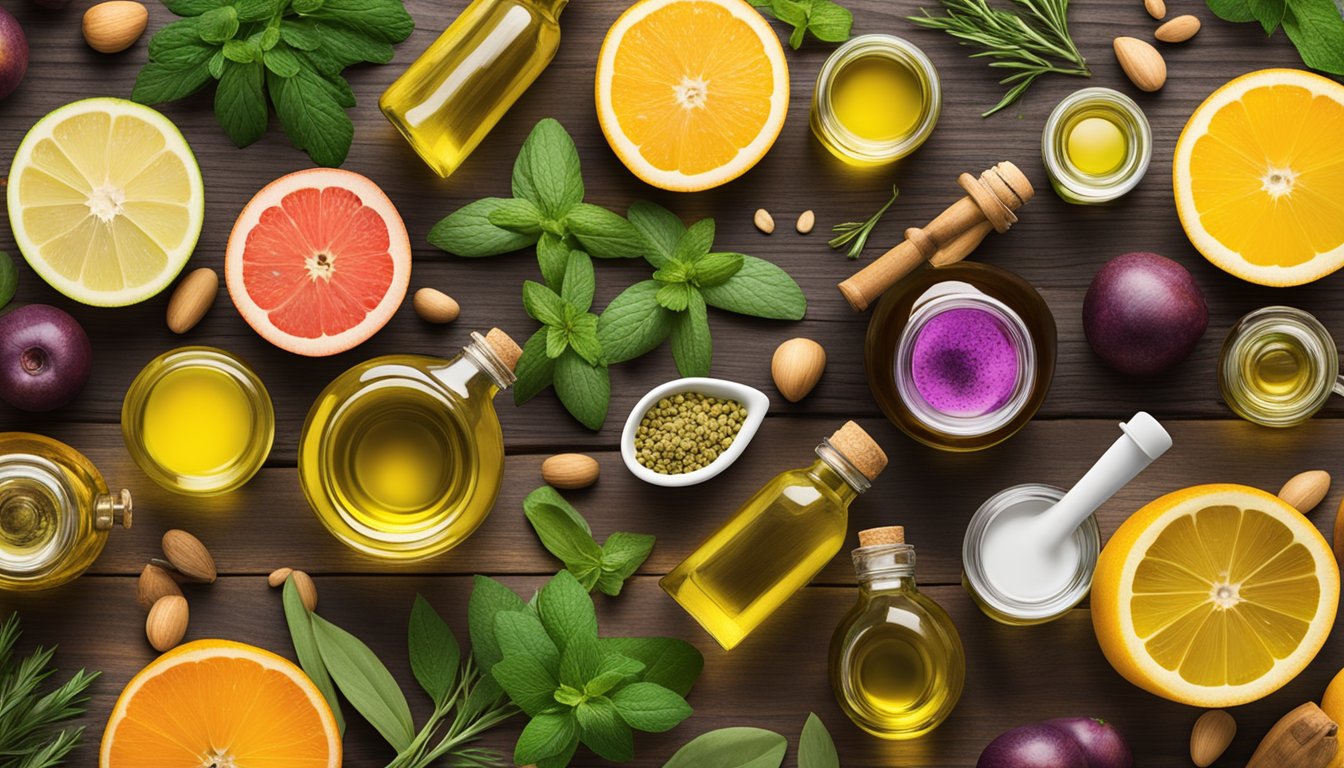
[523,486,655,596]
[471,571,703,768]
[1206,0,1344,74]
[0,252,17,310]
[910,0,1089,116]
[517,263,609,430]
[0,614,99,768]
[662,712,838,767]
[133,0,414,167]
[750,0,853,48]
[829,186,899,259]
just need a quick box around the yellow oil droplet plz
[143,367,254,478]
[1066,116,1127,176]
[832,56,923,142]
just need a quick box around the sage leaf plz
[598,637,703,696]
[670,291,712,377]
[513,118,584,218]
[516,711,579,765]
[524,486,591,534]
[311,614,415,751]
[487,198,545,236]
[430,198,540,258]
[598,281,672,364]
[560,250,596,312]
[662,727,788,768]
[576,696,634,762]
[691,253,745,288]
[567,204,646,259]
[468,575,529,674]
[514,328,556,405]
[798,713,840,768]
[611,682,693,733]
[553,351,610,431]
[537,570,599,651]
[216,60,268,147]
[496,610,562,672]
[700,254,806,320]
[628,201,685,267]
[675,219,716,262]
[522,281,566,327]
[282,578,344,734]
[408,595,458,706]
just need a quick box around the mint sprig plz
[523,486,655,596]
[751,0,853,48]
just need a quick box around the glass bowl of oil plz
[122,347,275,496]
[1042,87,1151,204]
[1220,306,1341,427]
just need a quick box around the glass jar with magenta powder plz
[864,263,1056,451]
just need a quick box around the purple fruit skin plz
[0,6,27,100]
[0,305,92,412]
[1083,252,1208,377]
[978,724,1090,768]
[1043,718,1133,768]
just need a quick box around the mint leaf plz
[628,201,685,267]
[524,500,604,581]
[657,282,693,312]
[496,611,561,673]
[408,595,459,706]
[701,254,806,320]
[586,654,644,696]
[598,281,672,364]
[302,0,415,43]
[132,61,215,103]
[674,219,716,262]
[268,67,354,167]
[560,249,596,311]
[430,198,539,258]
[537,571,599,651]
[493,655,560,717]
[164,0,227,13]
[536,232,571,289]
[524,485,592,534]
[263,44,302,77]
[235,0,286,21]
[806,0,854,41]
[198,5,240,43]
[1248,0,1287,31]
[670,290,712,377]
[1284,0,1344,73]
[280,18,324,49]
[567,314,603,366]
[596,532,655,596]
[0,253,16,310]
[598,637,703,696]
[523,281,566,327]
[216,60,268,147]
[514,328,557,405]
[553,350,610,430]
[516,711,578,764]
[663,727,788,768]
[513,118,584,218]
[468,575,529,674]
[148,19,216,66]
[546,325,570,359]
[798,713,840,768]
[558,636,603,689]
[576,696,634,762]
[487,198,545,236]
[218,38,255,62]
[567,204,645,259]
[311,614,415,751]
[1206,0,1258,21]
[300,21,394,70]
[611,682,693,733]
[691,253,744,288]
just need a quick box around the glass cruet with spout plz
[0,432,132,591]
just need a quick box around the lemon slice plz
[1092,484,1339,707]
[7,98,204,306]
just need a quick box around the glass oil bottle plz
[830,526,964,739]
[0,432,132,591]
[380,0,566,177]
[299,329,521,561]
[661,421,888,650]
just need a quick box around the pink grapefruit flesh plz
[226,168,410,357]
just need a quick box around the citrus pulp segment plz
[1173,69,1344,286]
[225,168,411,357]
[99,639,341,768]
[6,98,204,306]
[595,0,789,191]
[1092,484,1339,707]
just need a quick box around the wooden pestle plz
[837,162,1034,312]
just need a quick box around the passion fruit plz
[0,6,27,100]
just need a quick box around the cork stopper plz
[858,526,904,547]
[828,421,888,481]
[484,328,522,372]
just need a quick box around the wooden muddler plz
[837,162,1034,312]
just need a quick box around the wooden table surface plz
[2,0,1342,765]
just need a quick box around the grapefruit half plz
[226,168,410,356]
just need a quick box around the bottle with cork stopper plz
[661,421,888,651]
[830,525,965,740]
[299,328,524,561]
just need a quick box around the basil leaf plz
[599,637,703,696]
[662,727,788,768]
[0,253,17,310]
[598,281,672,364]
[691,253,744,288]
[560,249,596,311]
[1284,0,1344,74]
[1205,0,1257,21]
[216,60,268,146]
[516,711,579,765]
[268,67,354,167]
[576,696,634,762]
[700,254,806,320]
[1248,0,1287,32]
[496,611,561,673]
[468,574,529,674]
[657,282,693,312]
[263,44,302,77]
[282,578,345,734]
[487,198,545,236]
[408,595,458,706]
[674,219,716,262]
[610,682,692,733]
[806,0,853,41]
[522,281,566,327]
[798,713,840,768]
[512,118,584,218]
[525,501,604,574]
[553,351,610,431]
[132,61,215,104]
[301,0,415,43]
[670,290,712,377]
[628,200,685,267]
[311,614,415,751]
[198,5,240,43]
[567,204,645,259]
[536,571,599,651]
[524,486,592,534]
[513,328,556,405]
[595,532,655,596]
[567,314,603,366]
[430,198,540,258]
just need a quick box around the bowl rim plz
[620,377,770,487]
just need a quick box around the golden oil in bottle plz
[1220,306,1338,427]
[299,330,520,561]
[379,0,566,177]
[661,422,888,650]
[830,527,964,739]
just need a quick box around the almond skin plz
[541,453,600,489]
[291,570,318,611]
[166,268,219,334]
[1155,14,1201,42]
[1278,470,1331,514]
[413,287,460,324]
[1114,36,1167,92]
[137,563,183,610]
[267,567,294,588]
[83,1,148,54]
[162,529,217,583]
[146,595,188,651]
[771,338,826,402]
[1191,710,1236,767]
[1144,0,1166,19]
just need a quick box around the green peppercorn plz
[632,391,747,474]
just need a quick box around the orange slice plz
[100,639,342,768]
[595,0,789,191]
[1173,69,1344,286]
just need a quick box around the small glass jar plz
[1042,87,1152,204]
[122,347,275,496]
[1220,306,1342,427]
[962,483,1101,625]
[811,34,941,165]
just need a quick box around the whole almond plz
[137,563,183,610]
[1114,37,1166,92]
[291,570,318,611]
[541,453,600,489]
[753,208,775,234]
[146,595,188,651]
[414,287,460,324]
[83,1,148,53]
[1191,710,1236,767]
[268,567,294,588]
[1143,0,1166,18]
[796,210,815,234]
[162,529,217,583]
[1278,470,1331,514]
[1155,14,1201,42]
[166,267,219,334]
[771,338,827,403]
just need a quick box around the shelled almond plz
[1190,710,1236,767]
[753,208,775,234]
[1278,470,1330,514]
[796,210,815,234]
[1114,37,1166,92]
[291,570,318,611]
[268,567,294,588]
[1143,0,1166,19]
[162,530,217,583]
[137,563,182,610]
[165,268,219,334]
[83,1,148,54]
[1155,14,1200,42]
[413,288,460,324]
[146,595,188,651]
[541,453,600,489]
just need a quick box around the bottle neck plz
[533,0,568,22]
[812,439,870,502]
[462,331,516,391]
[853,544,917,593]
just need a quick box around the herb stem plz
[829,186,900,260]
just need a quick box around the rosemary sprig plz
[830,187,900,259]
[910,0,1090,115]
[0,614,98,768]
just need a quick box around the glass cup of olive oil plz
[1041,88,1151,204]
[1220,306,1343,427]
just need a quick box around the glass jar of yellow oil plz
[0,433,131,591]
[811,34,941,165]
[1042,88,1151,203]
[122,347,274,496]
[1220,306,1342,427]
[380,0,566,177]
[299,329,521,561]
[661,421,888,650]
[831,526,964,739]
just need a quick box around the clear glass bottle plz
[1042,88,1152,204]
[0,433,131,591]
[299,329,520,561]
[661,421,888,650]
[379,0,566,177]
[830,526,964,739]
